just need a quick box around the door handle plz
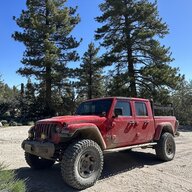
[129,121,135,125]
[129,121,138,125]
[144,121,149,125]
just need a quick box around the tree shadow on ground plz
[101,150,161,179]
[15,150,162,192]
[178,125,192,132]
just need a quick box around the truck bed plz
[154,116,177,134]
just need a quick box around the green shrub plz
[1,120,8,126]
[0,163,26,192]
[2,124,9,127]
[9,121,18,126]
[26,121,35,126]
[17,123,23,126]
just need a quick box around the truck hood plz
[37,115,106,126]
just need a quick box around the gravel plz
[0,126,192,192]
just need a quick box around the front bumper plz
[22,140,55,159]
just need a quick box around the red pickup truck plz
[22,97,179,190]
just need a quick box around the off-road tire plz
[25,152,55,169]
[155,132,176,161]
[61,139,103,190]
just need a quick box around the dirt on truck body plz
[21,97,179,190]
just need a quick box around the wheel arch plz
[73,126,106,150]
[154,123,174,141]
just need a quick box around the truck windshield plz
[76,99,113,116]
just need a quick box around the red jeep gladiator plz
[22,97,179,189]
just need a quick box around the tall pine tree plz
[13,0,81,116]
[18,79,37,120]
[0,76,20,118]
[171,80,192,125]
[76,43,104,100]
[95,0,183,97]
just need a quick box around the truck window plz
[115,100,132,116]
[76,99,113,115]
[135,102,148,116]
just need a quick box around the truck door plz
[133,101,154,143]
[111,99,137,147]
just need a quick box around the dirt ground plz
[0,126,192,192]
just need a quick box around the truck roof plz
[85,97,149,102]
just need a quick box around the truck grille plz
[34,123,57,140]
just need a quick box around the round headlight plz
[28,126,34,139]
[28,132,33,138]
[41,133,47,140]
[56,126,61,133]
[61,123,69,134]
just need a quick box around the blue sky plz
[0,0,191,87]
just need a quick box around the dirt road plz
[0,126,192,192]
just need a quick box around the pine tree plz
[95,0,183,97]
[76,43,104,99]
[0,76,4,102]
[0,76,19,118]
[106,62,130,96]
[13,0,81,116]
[19,79,37,120]
[51,81,76,115]
[171,80,192,125]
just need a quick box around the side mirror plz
[114,108,123,118]
[100,111,106,117]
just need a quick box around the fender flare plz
[69,124,107,150]
[154,122,174,141]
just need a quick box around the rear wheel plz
[61,139,103,190]
[25,152,55,169]
[155,132,176,161]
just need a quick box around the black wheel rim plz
[78,151,96,178]
[166,137,174,156]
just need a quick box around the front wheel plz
[155,132,176,161]
[61,139,103,190]
[25,152,55,169]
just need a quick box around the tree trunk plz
[45,0,53,116]
[128,61,137,97]
[88,55,93,99]
[124,12,137,97]
[45,66,52,115]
